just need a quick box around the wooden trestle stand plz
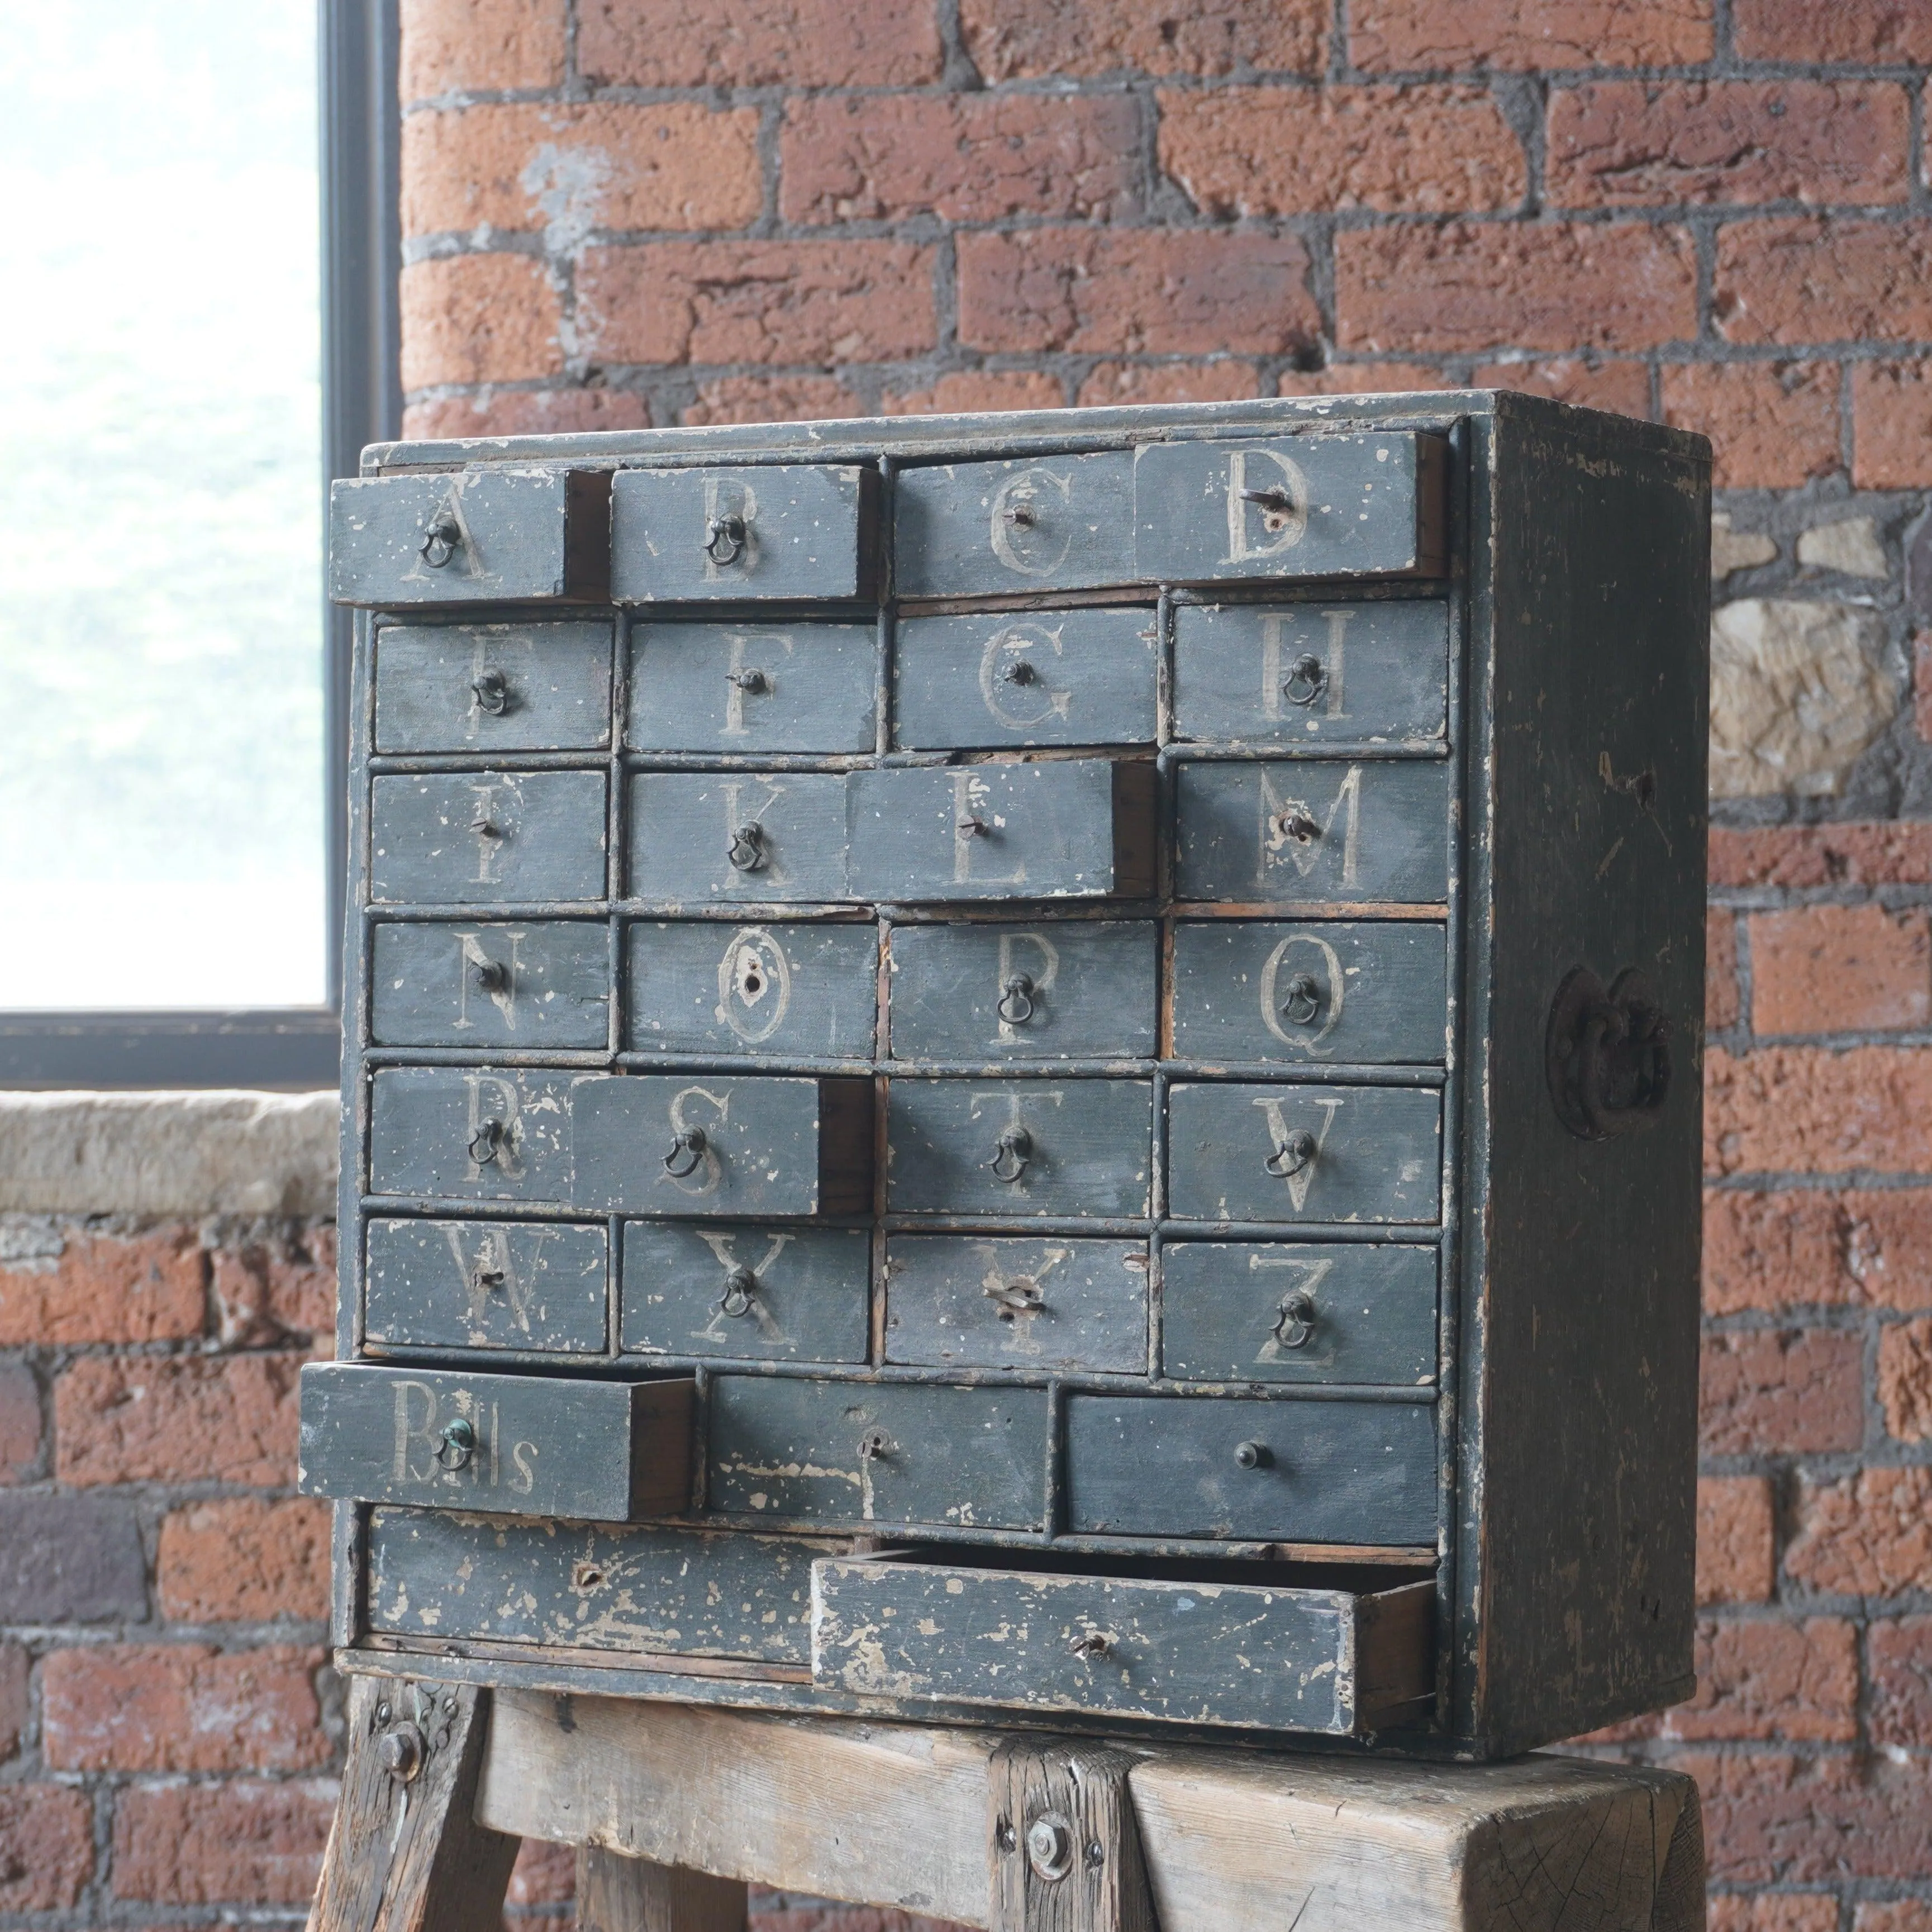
[304,1676,1705,1932]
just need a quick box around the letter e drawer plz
[810,1552,1434,1734]
[370,920,609,1049]
[373,621,614,751]
[370,771,608,906]
[363,1217,608,1354]
[628,620,877,753]
[297,1362,692,1521]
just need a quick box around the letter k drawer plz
[311,395,1710,1760]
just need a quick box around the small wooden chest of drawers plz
[305,395,1710,1759]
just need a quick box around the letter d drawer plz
[297,1362,692,1521]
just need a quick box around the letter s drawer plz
[297,1362,692,1521]
[811,1553,1434,1735]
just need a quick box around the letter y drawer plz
[313,394,1709,1760]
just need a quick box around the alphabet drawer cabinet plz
[306,393,1710,1759]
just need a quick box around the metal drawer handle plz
[1001,659,1038,686]
[727,822,765,872]
[718,1265,758,1318]
[1240,485,1298,526]
[418,507,461,568]
[858,1429,892,1462]
[705,513,748,565]
[473,1267,506,1292]
[1264,1129,1317,1179]
[1273,1289,1316,1349]
[663,1126,708,1178]
[1282,654,1326,707]
[1003,504,1037,529]
[1234,1439,1273,1471]
[471,669,511,715]
[989,1126,1033,1184]
[469,1119,506,1165]
[474,958,511,995]
[1274,808,1321,845]
[434,1419,477,1469]
[470,815,505,841]
[1279,972,1323,1026]
[997,974,1036,1025]
[984,1279,1044,1318]
[957,815,988,838]
[726,667,768,694]
[1069,1631,1110,1661]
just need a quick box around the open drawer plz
[810,1548,1434,1736]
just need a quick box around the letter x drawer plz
[312,395,1710,1760]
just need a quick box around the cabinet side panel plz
[1469,399,1708,1751]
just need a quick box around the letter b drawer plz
[321,395,1709,1758]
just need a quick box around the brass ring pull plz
[1273,1288,1316,1349]
[728,823,765,872]
[984,1279,1043,1317]
[663,1126,708,1178]
[1069,1631,1110,1660]
[1282,654,1326,706]
[1279,972,1322,1026]
[474,958,510,995]
[997,974,1036,1025]
[471,669,510,715]
[705,513,747,564]
[469,1120,505,1165]
[418,508,461,568]
[434,1419,477,1469]
[718,1265,757,1318]
[1264,1129,1317,1179]
[989,1126,1033,1184]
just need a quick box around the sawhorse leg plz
[577,1850,749,1932]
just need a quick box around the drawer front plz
[894,453,1136,598]
[628,772,848,904]
[628,620,876,754]
[369,1510,829,1664]
[363,1217,609,1354]
[621,1222,870,1363]
[626,920,878,1059]
[888,920,1157,1063]
[812,1556,1431,1733]
[371,920,610,1049]
[1168,920,1448,1065]
[1134,434,1446,584]
[571,1074,873,1219]
[298,1362,692,1522]
[707,1377,1049,1529]
[883,1235,1147,1373]
[1172,601,1448,746]
[848,762,1154,904]
[370,770,608,906]
[1161,1241,1438,1387]
[1173,760,1450,906]
[892,608,1157,749]
[1167,1082,1442,1225]
[374,621,615,752]
[330,468,611,607]
[1065,1393,1438,1544]
[369,1068,578,1203]
[887,1079,1152,1219]
[611,464,878,603]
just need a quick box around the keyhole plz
[744,967,762,996]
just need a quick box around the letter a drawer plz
[297,1362,692,1521]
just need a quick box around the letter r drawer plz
[297,1362,692,1522]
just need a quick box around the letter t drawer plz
[317,394,1709,1761]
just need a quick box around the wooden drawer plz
[1161,1241,1438,1387]
[1134,434,1446,584]
[883,1235,1147,1373]
[370,770,607,906]
[628,620,876,753]
[363,1217,609,1354]
[625,920,878,1059]
[1173,760,1450,907]
[368,1510,835,1666]
[611,464,879,603]
[370,919,609,1049]
[1172,601,1448,746]
[1167,1081,1441,1225]
[811,1550,1434,1734]
[1065,1393,1439,1544]
[572,1074,873,1218]
[707,1377,1049,1530]
[369,1068,578,1203]
[373,621,614,752]
[330,468,611,607]
[627,772,848,904]
[891,608,1157,749]
[621,1222,870,1363]
[297,1363,692,1522]
[886,1078,1152,1219]
[894,453,1135,598]
[848,761,1155,903]
[888,920,1156,1062]
[1168,920,1448,1065]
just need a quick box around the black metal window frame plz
[0,0,399,1090]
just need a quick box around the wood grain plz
[577,1848,749,1932]
[987,1739,1155,1932]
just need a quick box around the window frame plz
[0,0,399,1089]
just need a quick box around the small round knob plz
[726,667,768,693]
[470,816,505,841]
[1001,659,1038,686]
[379,1722,425,1781]
[1234,1440,1272,1471]
[718,1265,757,1317]
[1026,1815,1073,1882]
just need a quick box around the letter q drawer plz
[320,396,1709,1759]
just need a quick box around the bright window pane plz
[0,1,324,1008]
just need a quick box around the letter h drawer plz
[312,395,1710,1761]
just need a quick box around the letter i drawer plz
[322,396,1709,1758]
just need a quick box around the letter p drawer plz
[317,394,1709,1758]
